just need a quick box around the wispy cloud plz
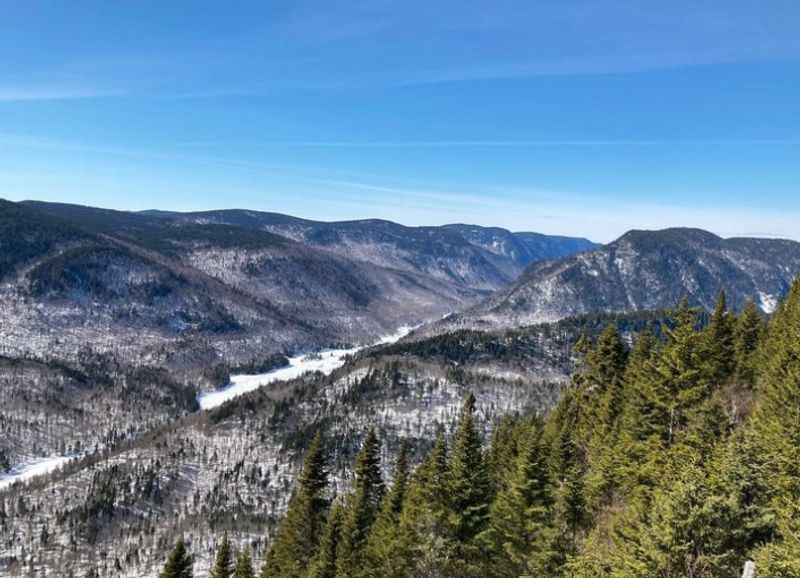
[0,86,124,102]
[176,139,800,149]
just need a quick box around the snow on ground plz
[198,325,415,410]
[0,325,418,489]
[0,455,75,491]
[758,291,778,314]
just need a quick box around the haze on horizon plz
[1,1,799,243]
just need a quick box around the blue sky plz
[1,1,798,242]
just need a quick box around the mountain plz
[425,227,800,333]
[0,199,593,470]
[2,308,646,577]
[4,200,799,578]
[6,200,595,373]
[141,207,597,291]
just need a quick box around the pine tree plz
[449,393,492,543]
[233,550,255,578]
[704,291,736,385]
[160,539,193,578]
[733,300,764,387]
[335,428,385,578]
[484,422,556,578]
[261,432,329,578]
[210,533,233,578]
[582,325,628,510]
[486,415,521,495]
[362,441,411,578]
[308,501,345,578]
[394,428,453,577]
[446,394,494,578]
[749,279,800,569]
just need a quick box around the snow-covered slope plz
[198,325,415,409]
[426,228,800,333]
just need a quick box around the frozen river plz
[0,325,415,490]
[0,455,76,491]
[197,325,413,410]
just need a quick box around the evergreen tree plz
[625,302,724,478]
[261,432,329,578]
[749,279,800,571]
[582,325,628,510]
[733,300,764,387]
[160,539,193,578]
[447,394,493,577]
[486,415,521,495]
[616,330,661,492]
[704,291,736,385]
[394,428,453,577]
[335,428,385,578]
[232,550,255,578]
[484,422,556,578]
[308,501,345,578]
[362,441,411,578]
[449,393,492,543]
[210,533,233,578]
[246,283,800,578]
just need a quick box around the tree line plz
[159,281,800,577]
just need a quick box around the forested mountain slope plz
[224,285,796,578]
[133,206,597,291]
[0,305,737,578]
[0,329,569,577]
[428,227,800,333]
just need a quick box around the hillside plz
[0,200,594,476]
[426,227,800,333]
[138,207,596,291]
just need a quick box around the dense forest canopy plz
[157,279,800,578]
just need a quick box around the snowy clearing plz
[197,325,415,410]
[0,455,75,491]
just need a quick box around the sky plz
[0,1,798,242]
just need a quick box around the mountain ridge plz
[419,226,800,335]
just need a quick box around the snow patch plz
[197,325,415,410]
[758,291,778,314]
[0,455,76,491]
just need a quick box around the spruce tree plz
[486,415,521,495]
[210,533,233,578]
[261,432,329,578]
[484,422,556,578]
[733,299,764,387]
[160,539,193,578]
[749,279,800,567]
[394,428,452,577]
[308,501,345,578]
[543,388,590,567]
[449,393,492,543]
[616,330,661,492]
[631,302,721,470]
[335,428,385,578]
[232,550,255,578]
[446,394,493,578]
[362,441,411,578]
[582,325,628,510]
[704,291,736,385]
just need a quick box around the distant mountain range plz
[1,200,595,381]
[5,199,800,578]
[137,206,598,290]
[426,227,800,334]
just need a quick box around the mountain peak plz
[614,227,722,247]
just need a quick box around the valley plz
[197,325,416,410]
[2,200,800,578]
